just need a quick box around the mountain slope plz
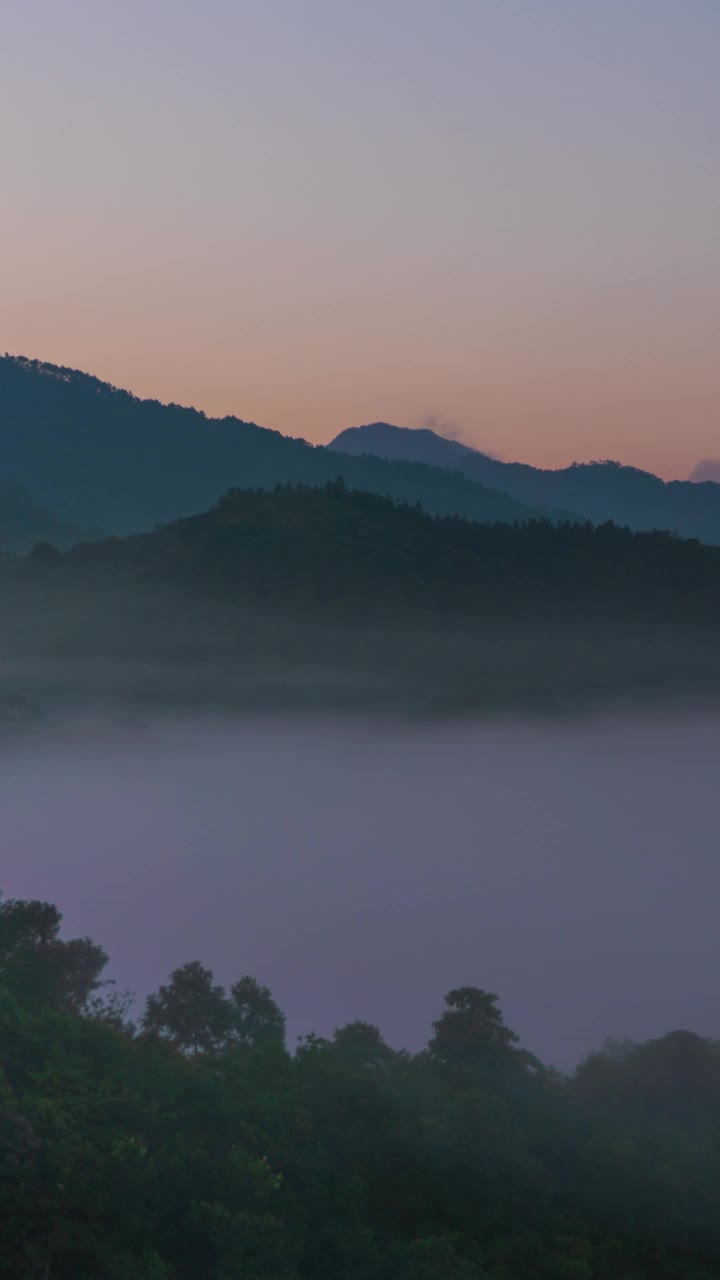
[0,477,88,553]
[330,422,720,544]
[0,356,572,534]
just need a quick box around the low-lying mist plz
[3,606,720,721]
[3,709,718,1068]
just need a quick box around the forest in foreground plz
[2,895,720,1280]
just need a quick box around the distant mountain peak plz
[329,421,720,544]
[0,353,562,537]
[332,422,484,461]
[6,354,720,546]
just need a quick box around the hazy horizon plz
[2,0,719,480]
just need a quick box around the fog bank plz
[2,712,717,1068]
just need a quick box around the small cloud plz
[689,460,720,483]
[418,413,465,442]
[417,413,500,460]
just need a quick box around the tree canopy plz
[1,893,720,1278]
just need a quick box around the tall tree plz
[142,961,230,1054]
[332,1021,394,1071]
[0,897,107,1013]
[429,987,539,1073]
[227,976,286,1049]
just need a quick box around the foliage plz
[1,895,720,1278]
[0,897,108,1013]
[32,479,720,624]
[141,964,286,1053]
[5,480,720,717]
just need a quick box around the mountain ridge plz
[0,355,574,536]
[329,421,720,543]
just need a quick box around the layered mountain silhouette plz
[6,350,720,559]
[0,356,571,535]
[330,422,720,544]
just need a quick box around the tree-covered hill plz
[0,356,570,535]
[2,893,720,1280]
[330,421,720,545]
[54,480,720,624]
[4,482,720,717]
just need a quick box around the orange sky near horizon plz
[2,0,718,480]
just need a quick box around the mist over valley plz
[5,2,720,1268]
[4,361,720,1278]
[3,708,718,1072]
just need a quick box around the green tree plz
[332,1021,394,1071]
[0,897,108,1013]
[227,976,286,1049]
[142,961,230,1053]
[392,1234,486,1279]
[429,988,519,1062]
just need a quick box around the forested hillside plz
[2,894,720,1280]
[3,483,720,717]
[56,479,720,622]
[0,356,566,535]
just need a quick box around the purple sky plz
[2,0,719,477]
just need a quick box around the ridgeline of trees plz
[2,895,720,1279]
[3,481,720,716]
[19,480,720,624]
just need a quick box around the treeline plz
[4,481,720,716]
[19,480,720,623]
[2,896,720,1278]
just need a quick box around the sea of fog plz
[2,711,718,1069]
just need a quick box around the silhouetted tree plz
[142,961,229,1053]
[332,1020,394,1070]
[429,987,519,1061]
[227,975,286,1048]
[0,897,107,1013]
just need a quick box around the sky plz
[1,0,718,478]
